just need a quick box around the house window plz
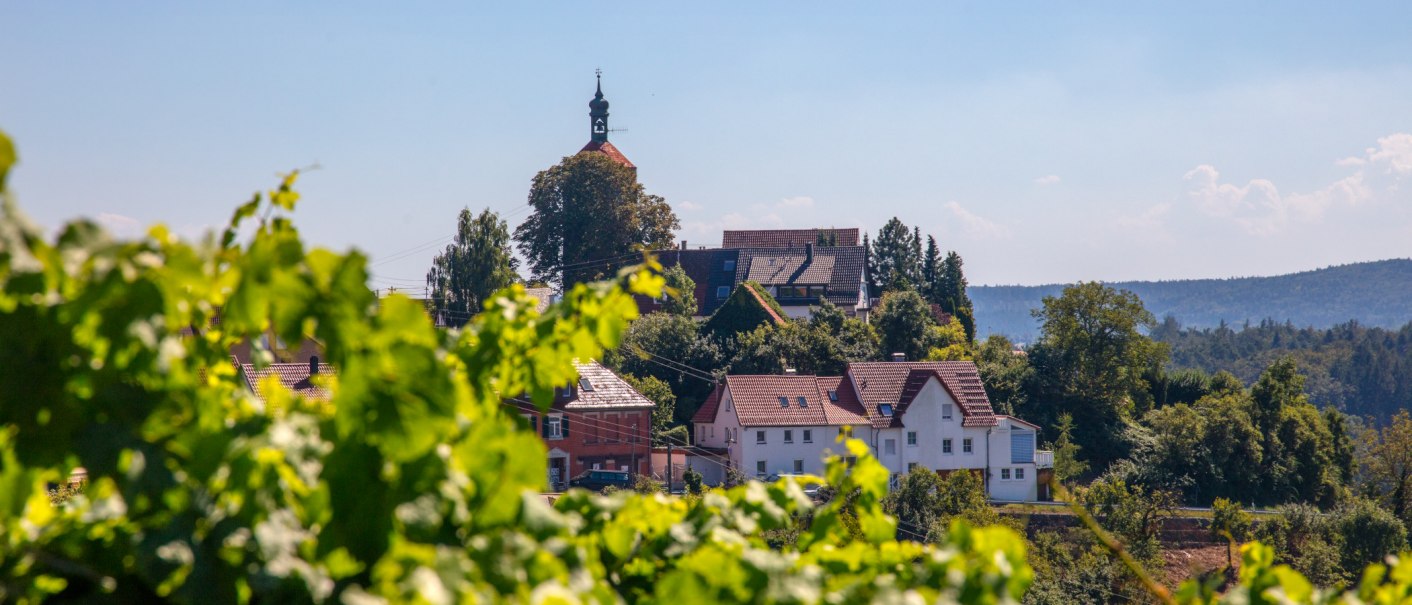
[963,438,973,454]
[942,403,954,420]
[844,456,857,468]
[546,415,564,439]
[906,431,917,446]
[1015,468,1026,480]
[756,460,767,477]
[943,439,953,454]
[579,378,595,392]
[827,390,838,401]
[756,430,767,444]
[716,286,730,299]
[723,259,736,272]
[884,439,896,455]
[907,462,918,473]
[778,396,789,408]
[784,430,794,443]
[878,403,894,417]
[793,459,804,474]
[802,429,812,443]
[797,396,807,408]
[1001,468,1011,480]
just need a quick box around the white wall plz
[736,425,847,478]
[985,417,1039,501]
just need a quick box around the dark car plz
[569,469,632,491]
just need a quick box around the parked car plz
[765,473,821,495]
[569,469,632,491]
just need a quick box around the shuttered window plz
[1010,430,1034,464]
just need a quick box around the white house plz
[691,360,1052,501]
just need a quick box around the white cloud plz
[944,201,1010,239]
[1181,134,1412,236]
[778,196,815,208]
[678,200,702,211]
[1034,174,1061,185]
[1367,133,1412,174]
[98,212,143,237]
[1113,203,1173,242]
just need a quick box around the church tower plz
[579,71,635,170]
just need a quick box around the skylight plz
[778,396,789,408]
[579,378,594,392]
[797,396,808,408]
[878,403,894,417]
[827,390,838,401]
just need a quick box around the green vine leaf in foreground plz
[0,128,1407,603]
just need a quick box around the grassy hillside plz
[971,258,1412,343]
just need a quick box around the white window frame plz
[1001,468,1011,481]
[942,403,954,420]
[884,439,896,455]
[756,430,767,444]
[942,439,953,454]
[783,430,794,444]
[1015,468,1025,480]
[802,429,812,443]
[547,415,564,439]
[963,438,973,454]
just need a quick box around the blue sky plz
[3,2,1411,289]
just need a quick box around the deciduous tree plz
[513,152,678,288]
[425,207,519,326]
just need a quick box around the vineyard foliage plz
[0,130,1409,603]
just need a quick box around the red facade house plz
[506,360,655,491]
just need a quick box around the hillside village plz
[7,77,1412,601]
[230,78,1052,502]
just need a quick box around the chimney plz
[805,242,814,262]
[309,356,320,375]
[891,352,907,363]
[784,368,797,375]
[680,240,688,250]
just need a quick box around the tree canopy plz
[424,207,518,326]
[513,152,678,288]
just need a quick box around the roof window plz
[723,259,736,271]
[579,378,595,392]
[778,396,789,408]
[797,396,808,408]
[878,403,894,417]
[827,390,838,401]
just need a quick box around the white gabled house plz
[691,360,1053,501]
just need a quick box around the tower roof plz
[582,71,632,168]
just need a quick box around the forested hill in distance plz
[970,258,1412,343]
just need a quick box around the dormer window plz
[878,403,894,417]
[778,396,789,408]
[579,378,595,392]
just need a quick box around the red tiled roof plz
[723,375,830,427]
[845,361,998,428]
[579,141,635,168]
[722,228,860,249]
[239,361,336,402]
[569,360,655,410]
[691,384,724,424]
[816,376,869,425]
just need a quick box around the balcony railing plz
[1034,450,1054,469]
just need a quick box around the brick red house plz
[506,360,655,491]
